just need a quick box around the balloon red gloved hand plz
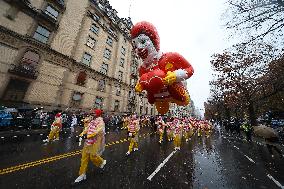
[146,69,166,94]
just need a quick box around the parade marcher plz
[184,118,194,142]
[74,109,106,184]
[142,116,149,128]
[197,121,203,138]
[70,114,78,133]
[173,118,182,150]
[126,114,140,156]
[156,116,166,144]
[166,118,174,142]
[43,113,62,143]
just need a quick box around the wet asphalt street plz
[0,127,284,189]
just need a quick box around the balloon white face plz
[132,34,157,60]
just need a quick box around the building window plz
[151,108,153,115]
[86,36,96,49]
[82,52,92,66]
[103,49,111,60]
[76,71,87,86]
[118,71,123,80]
[90,23,99,34]
[70,92,83,107]
[130,78,135,86]
[33,25,50,44]
[131,64,137,74]
[21,51,40,67]
[108,27,116,37]
[44,5,59,20]
[114,100,120,112]
[94,97,103,109]
[140,106,143,114]
[93,13,100,21]
[146,107,148,115]
[119,58,125,67]
[116,84,121,96]
[106,36,113,46]
[97,79,106,92]
[121,46,126,55]
[100,63,108,75]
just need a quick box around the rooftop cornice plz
[89,0,133,40]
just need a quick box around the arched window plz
[21,51,40,67]
[76,71,87,86]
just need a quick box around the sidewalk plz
[222,130,284,151]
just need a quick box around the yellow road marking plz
[0,132,153,175]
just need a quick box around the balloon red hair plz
[131,21,160,51]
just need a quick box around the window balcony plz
[8,64,39,80]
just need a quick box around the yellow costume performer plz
[184,119,194,142]
[197,121,203,137]
[167,121,174,142]
[156,116,166,144]
[173,118,182,150]
[126,115,140,155]
[43,113,62,143]
[74,109,106,184]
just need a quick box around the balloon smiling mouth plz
[138,48,148,59]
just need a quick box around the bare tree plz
[208,42,280,125]
[224,0,284,44]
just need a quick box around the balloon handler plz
[131,21,194,114]
[126,115,140,156]
[74,109,106,184]
[43,113,62,143]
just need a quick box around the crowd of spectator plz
[0,107,155,132]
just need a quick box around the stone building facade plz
[0,0,156,115]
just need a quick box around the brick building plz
[0,0,156,115]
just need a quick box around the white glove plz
[79,137,82,146]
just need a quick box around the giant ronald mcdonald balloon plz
[131,21,194,114]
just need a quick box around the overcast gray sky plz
[108,0,234,114]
